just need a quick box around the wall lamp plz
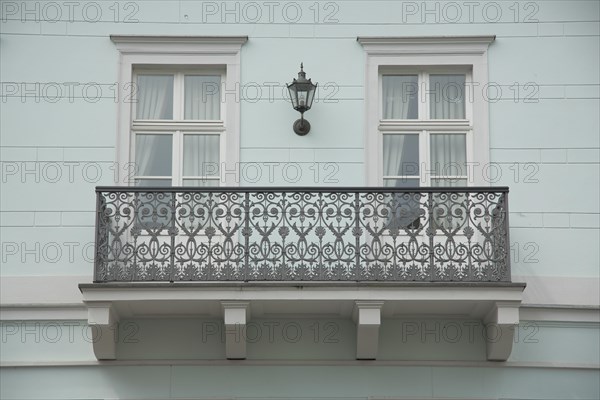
[287,63,318,136]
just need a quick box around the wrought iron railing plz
[94,187,511,283]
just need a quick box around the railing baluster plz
[503,191,511,282]
[428,191,435,282]
[244,191,250,282]
[169,192,176,282]
[93,191,102,283]
[355,192,360,282]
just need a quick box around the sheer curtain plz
[430,134,467,228]
[136,75,173,119]
[382,75,418,119]
[183,135,220,183]
[383,134,405,179]
[383,134,419,181]
[135,134,172,182]
[184,76,221,120]
[430,75,466,119]
[383,134,420,228]
[430,134,466,182]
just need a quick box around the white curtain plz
[183,135,220,177]
[430,134,466,181]
[431,134,468,228]
[383,135,405,178]
[383,134,420,181]
[184,76,221,120]
[382,75,418,119]
[430,75,465,119]
[136,75,173,120]
[135,134,172,178]
[383,134,421,228]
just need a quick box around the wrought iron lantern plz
[287,63,317,135]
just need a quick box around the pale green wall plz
[1,365,599,399]
[3,319,599,365]
[1,1,598,278]
[2,319,599,398]
[1,1,599,398]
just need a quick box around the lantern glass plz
[287,63,317,135]
[288,85,299,109]
[287,65,317,113]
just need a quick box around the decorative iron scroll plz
[94,187,511,282]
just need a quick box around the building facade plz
[1,1,599,399]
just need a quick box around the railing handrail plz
[96,186,509,193]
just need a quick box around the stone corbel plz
[86,302,119,360]
[353,301,384,360]
[484,301,521,361]
[221,301,250,360]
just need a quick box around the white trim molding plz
[110,35,248,187]
[357,36,495,186]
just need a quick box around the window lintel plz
[111,35,248,54]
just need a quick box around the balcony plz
[93,187,511,283]
[80,187,524,361]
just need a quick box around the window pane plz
[430,74,466,119]
[184,76,221,120]
[183,179,220,187]
[183,135,220,176]
[383,134,419,177]
[430,134,466,177]
[382,75,418,119]
[136,75,174,119]
[135,179,172,187]
[135,135,172,176]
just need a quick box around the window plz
[358,36,494,187]
[111,35,247,187]
[132,70,223,187]
[381,69,471,189]
[359,36,495,229]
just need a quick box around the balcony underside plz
[79,281,525,362]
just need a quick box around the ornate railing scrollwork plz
[94,187,511,282]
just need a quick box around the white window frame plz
[358,36,495,186]
[131,68,225,186]
[111,35,247,187]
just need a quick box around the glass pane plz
[382,75,418,119]
[182,135,220,176]
[430,134,467,177]
[184,76,221,120]
[183,179,220,187]
[136,75,174,119]
[430,74,466,119]
[135,135,172,176]
[135,179,172,187]
[383,134,419,177]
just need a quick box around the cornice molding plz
[110,35,248,54]
[357,35,496,55]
